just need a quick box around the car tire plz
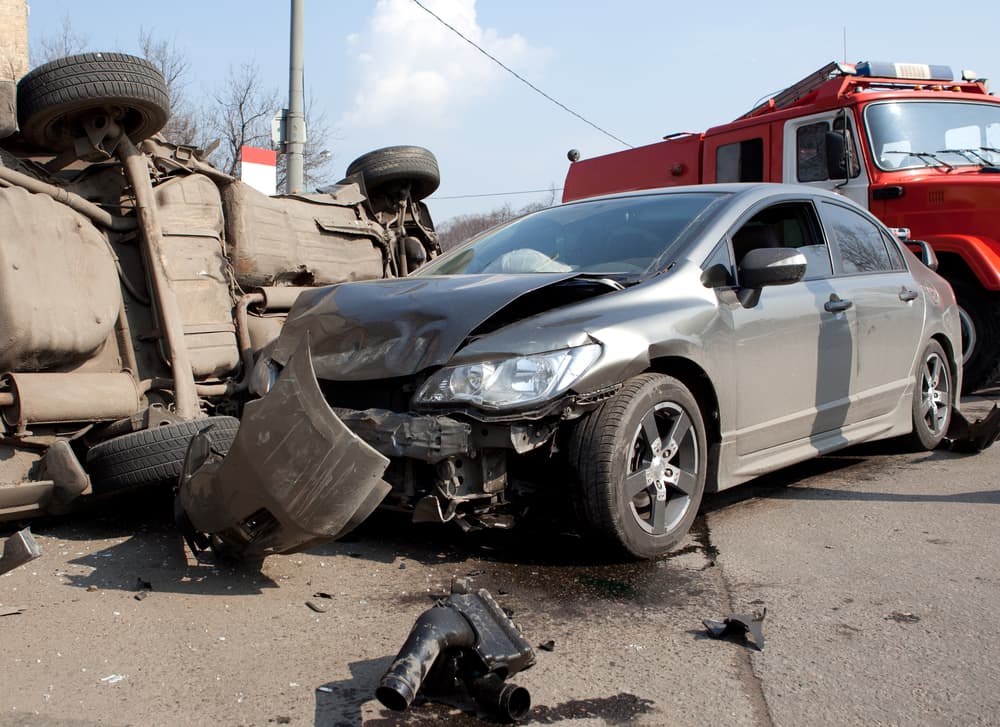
[86,417,239,494]
[17,52,170,152]
[345,145,440,201]
[906,340,953,451]
[568,373,707,559]
[950,278,1000,393]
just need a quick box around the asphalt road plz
[1,397,998,727]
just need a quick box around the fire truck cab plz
[564,61,1000,392]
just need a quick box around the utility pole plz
[286,0,306,194]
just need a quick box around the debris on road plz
[305,600,328,613]
[134,591,149,602]
[0,606,25,617]
[538,640,556,652]
[100,674,127,684]
[885,611,921,624]
[0,528,41,576]
[703,607,767,651]
[947,405,1000,453]
[376,577,535,722]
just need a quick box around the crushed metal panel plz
[270,272,579,380]
[179,339,390,556]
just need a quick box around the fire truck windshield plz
[864,100,1000,171]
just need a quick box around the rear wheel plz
[950,278,1000,393]
[906,340,952,450]
[345,145,440,201]
[86,417,239,494]
[568,373,707,559]
[16,52,169,152]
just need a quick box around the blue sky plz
[26,0,1000,224]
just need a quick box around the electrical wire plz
[434,187,562,200]
[411,0,633,149]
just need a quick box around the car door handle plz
[899,288,919,302]
[824,295,853,313]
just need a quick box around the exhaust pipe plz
[376,578,535,721]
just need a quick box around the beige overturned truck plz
[0,52,441,535]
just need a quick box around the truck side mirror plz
[825,132,847,179]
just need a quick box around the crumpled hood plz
[270,273,580,380]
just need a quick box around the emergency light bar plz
[856,62,953,82]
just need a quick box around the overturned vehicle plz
[0,53,440,523]
[182,183,963,560]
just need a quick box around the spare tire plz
[346,145,440,201]
[17,52,170,152]
[86,417,239,495]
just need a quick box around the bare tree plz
[436,187,560,250]
[137,28,201,145]
[203,62,279,177]
[33,14,89,65]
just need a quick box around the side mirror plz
[739,247,807,289]
[825,131,847,179]
[737,248,807,307]
[906,240,939,271]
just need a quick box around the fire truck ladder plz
[740,61,855,119]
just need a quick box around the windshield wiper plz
[938,148,993,166]
[882,150,954,171]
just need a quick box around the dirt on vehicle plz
[0,52,441,528]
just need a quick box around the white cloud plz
[340,0,547,129]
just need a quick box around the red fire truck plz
[563,61,1000,392]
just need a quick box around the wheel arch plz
[647,355,722,491]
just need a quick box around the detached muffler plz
[176,339,390,558]
[376,577,535,722]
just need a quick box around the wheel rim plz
[623,402,700,536]
[958,305,976,365]
[919,351,950,437]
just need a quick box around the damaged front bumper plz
[177,341,391,558]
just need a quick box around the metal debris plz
[703,608,766,651]
[0,606,25,617]
[0,528,42,576]
[375,577,535,722]
[885,611,920,624]
[947,404,1000,453]
[305,601,328,614]
[538,640,556,652]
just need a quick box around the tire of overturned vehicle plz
[950,278,1000,394]
[86,417,240,494]
[568,373,707,559]
[345,145,441,201]
[16,52,170,152]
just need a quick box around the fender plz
[924,234,1000,291]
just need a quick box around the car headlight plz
[414,344,602,410]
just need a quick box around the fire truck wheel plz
[86,417,240,495]
[950,279,1000,393]
[346,145,440,201]
[17,52,170,152]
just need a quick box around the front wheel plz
[906,340,952,451]
[568,373,707,559]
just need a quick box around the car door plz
[817,201,927,423]
[720,200,855,456]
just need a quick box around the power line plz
[435,187,562,200]
[411,0,633,149]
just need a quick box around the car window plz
[881,230,907,270]
[730,200,832,279]
[819,202,895,274]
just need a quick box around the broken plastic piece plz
[0,528,42,576]
[703,607,766,650]
[947,404,1000,453]
[375,579,535,722]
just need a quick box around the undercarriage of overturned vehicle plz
[0,52,442,541]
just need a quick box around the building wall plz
[0,0,29,81]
